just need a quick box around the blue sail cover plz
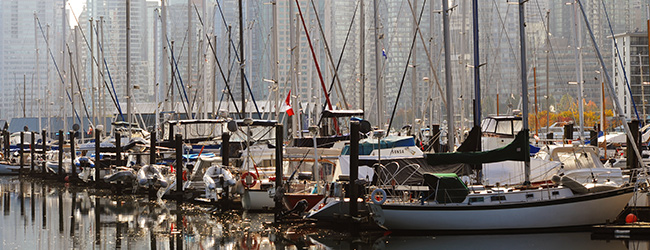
[342,135,417,155]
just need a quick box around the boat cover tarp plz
[423,173,469,203]
[456,126,481,152]
[426,129,530,165]
[341,135,417,155]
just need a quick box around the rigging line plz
[316,0,361,128]
[294,0,340,135]
[195,3,249,117]
[386,0,426,134]
[166,8,241,116]
[212,1,262,118]
[66,43,93,127]
[406,0,447,109]
[169,46,191,117]
[532,0,571,96]
[487,0,520,98]
[66,7,123,120]
[600,0,641,121]
[34,16,82,123]
[309,0,349,109]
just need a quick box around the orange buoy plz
[626,213,638,224]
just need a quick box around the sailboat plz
[309,0,637,231]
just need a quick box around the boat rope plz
[66,44,94,128]
[34,15,83,125]
[213,1,262,118]
[294,0,341,135]
[171,6,240,118]
[66,7,124,122]
[599,0,641,121]
[309,0,350,110]
[386,0,426,134]
[316,0,361,128]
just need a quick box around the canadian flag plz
[283,91,294,116]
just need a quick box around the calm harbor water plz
[0,176,648,250]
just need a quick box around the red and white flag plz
[283,91,294,116]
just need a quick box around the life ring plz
[371,188,387,205]
[182,170,188,181]
[241,171,258,188]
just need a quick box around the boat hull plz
[242,189,275,211]
[283,193,324,211]
[0,162,21,175]
[380,187,634,231]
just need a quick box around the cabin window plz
[526,193,534,199]
[490,196,506,201]
[495,121,513,135]
[483,119,496,133]
[469,197,484,203]
[552,191,560,195]
[512,120,522,134]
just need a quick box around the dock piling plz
[350,121,360,217]
[222,132,230,166]
[30,131,35,173]
[42,130,46,174]
[274,124,284,222]
[175,134,183,199]
[20,132,24,174]
[57,130,63,177]
[95,127,102,185]
[70,130,76,175]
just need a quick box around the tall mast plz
[373,0,382,129]
[518,0,530,182]
[442,0,454,151]
[546,10,550,136]
[34,13,40,129]
[100,17,106,136]
[90,18,96,131]
[272,0,279,121]
[76,26,83,141]
[472,0,480,128]
[126,0,132,131]
[187,0,193,118]
[572,1,584,142]
[62,0,67,132]
[162,1,169,115]
[47,24,51,132]
[239,0,245,118]
[411,0,418,124]
[360,0,365,113]
[154,9,159,131]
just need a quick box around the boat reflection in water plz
[1,176,649,249]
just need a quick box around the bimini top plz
[322,109,364,118]
[341,135,417,155]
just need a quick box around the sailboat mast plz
[34,13,41,130]
[546,10,550,136]
[572,1,584,142]
[472,0,480,127]
[271,0,279,121]
[442,0,454,151]
[187,0,193,118]
[360,0,365,113]
[374,0,382,129]
[127,0,132,133]
[517,0,530,183]
[239,0,245,118]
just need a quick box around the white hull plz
[242,189,275,210]
[380,187,634,231]
[0,163,20,175]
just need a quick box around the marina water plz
[0,176,646,249]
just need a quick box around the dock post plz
[349,121,360,218]
[221,132,230,166]
[95,127,102,186]
[274,124,284,222]
[30,132,35,173]
[431,124,440,152]
[42,130,47,174]
[58,130,63,177]
[175,134,183,200]
[150,131,156,165]
[20,132,24,175]
[563,123,574,143]
[590,130,598,146]
[70,130,76,175]
[628,120,640,169]
[3,130,9,160]
[115,132,122,166]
